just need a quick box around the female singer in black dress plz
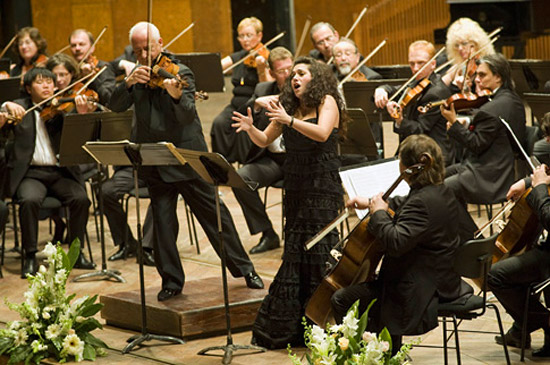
[232,56,347,349]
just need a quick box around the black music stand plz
[340,108,380,163]
[172,148,266,364]
[510,59,550,97]
[343,79,406,152]
[83,141,186,353]
[174,52,224,92]
[523,92,550,124]
[59,111,133,283]
[0,77,20,104]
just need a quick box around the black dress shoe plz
[108,243,137,261]
[136,250,155,266]
[249,234,280,254]
[157,288,181,302]
[244,271,264,289]
[533,344,550,357]
[495,328,530,349]
[22,256,37,278]
[73,253,96,270]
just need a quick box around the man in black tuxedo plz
[1,68,94,277]
[231,47,292,254]
[374,40,455,165]
[441,53,526,205]
[330,135,473,354]
[109,22,264,301]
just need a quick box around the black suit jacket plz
[368,184,472,336]
[109,55,208,183]
[7,97,81,196]
[446,87,524,203]
[88,60,116,106]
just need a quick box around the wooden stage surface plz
[0,79,547,364]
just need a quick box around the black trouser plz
[488,245,550,333]
[210,103,253,164]
[0,200,7,237]
[17,166,90,255]
[232,153,284,235]
[101,167,153,249]
[145,168,254,292]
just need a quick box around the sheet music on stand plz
[339,157,409,219]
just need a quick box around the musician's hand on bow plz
[506,178,526,201]
[368,192,388,213]
[0,112,7,128]
[125,66,150,88]
[265,100,291,126]
[4,102,25,120]
[374,88,388,109]
[346,196,371,210]
[532,165,550,188]
[231,107,254,133]
[119,60,136,76]
[163,78,183,100]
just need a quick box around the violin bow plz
[0,35,17,59]
[147,0,153,71]
[327,5,368,65]
[77,25,108,68]
[500,117,537,171]
[53,44,71,55]
[474,200,514,239]
[23,72,96,116]
[164,22,195,50]
[223,31,286,74]
[388,46,446,103]
[294,15,312,57]
[338,38,387,87]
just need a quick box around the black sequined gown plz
[252,117,343,349]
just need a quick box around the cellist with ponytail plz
[331,134,473,355]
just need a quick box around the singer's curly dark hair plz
[279,57,348,135]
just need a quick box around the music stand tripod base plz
[197,343,266,365]
[72,268,125,283]
[123,333,185,354]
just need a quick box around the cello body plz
[305,213,386,326]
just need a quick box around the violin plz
[80,54,101,75]
[149,54,209,101]
[243,43,270,68]
[349,69,368,81]
[417,88,492,114]
[39,83,99,121]
[21,54,48,75]
[389,78,431,119]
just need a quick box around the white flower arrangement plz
[288,300,412,365]
[0,241,107,364]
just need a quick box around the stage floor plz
[0,77,546,364]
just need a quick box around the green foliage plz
[0,241,108,363]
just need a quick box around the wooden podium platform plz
[100,276,269,339]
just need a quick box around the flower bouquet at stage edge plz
[288,300,412,365]
[0,241,107,364]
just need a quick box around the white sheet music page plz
[339,159,410,219]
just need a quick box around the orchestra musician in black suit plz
[375,40,455,165]
[109,22,264,302]
[441,53,526,206]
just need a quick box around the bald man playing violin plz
[110,21,264,302]
[374,40,454,165]
[487,166,550,357]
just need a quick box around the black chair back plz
[453,233,498,279]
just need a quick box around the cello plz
[305,156,429,326]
